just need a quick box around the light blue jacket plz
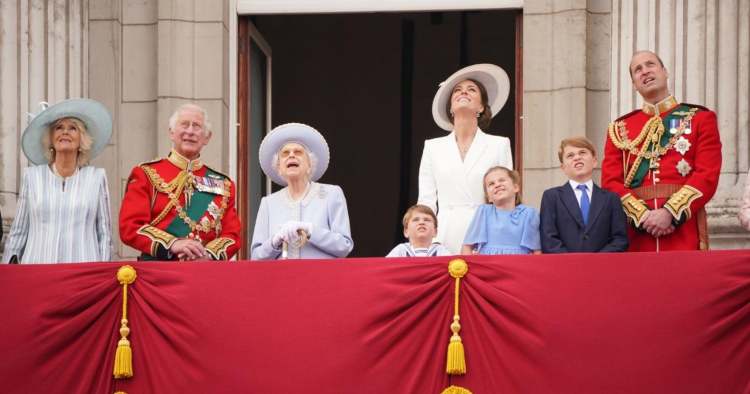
[251,182,353,260]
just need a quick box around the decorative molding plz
[238,0,523,14]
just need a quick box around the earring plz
[476,112,482,118]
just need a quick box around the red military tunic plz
[120,150,241,260]
[602,96,721,251]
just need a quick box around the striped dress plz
[2,165,112,263]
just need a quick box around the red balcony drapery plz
[1,250,749,393]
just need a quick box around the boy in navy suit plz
[540,137,628,253]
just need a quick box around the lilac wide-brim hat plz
[258,123,330,186]
[431,64,510,131]
[21,98,113,165]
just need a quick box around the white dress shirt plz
[568,179,594,207]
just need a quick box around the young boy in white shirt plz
[386,204,451,257]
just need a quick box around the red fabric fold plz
[0,251,749,394]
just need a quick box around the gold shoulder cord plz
[141,165,230,239]
[141,165,190,226]
[608,108,699,188]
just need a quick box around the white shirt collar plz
[568,179,594,192]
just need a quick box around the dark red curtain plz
[0,250,749,394]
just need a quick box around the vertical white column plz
[0,0,19,207]
[717,0,739,174]
[738,0,750,173]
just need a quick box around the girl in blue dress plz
[461,166,541,255]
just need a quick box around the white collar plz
[568,179,594,192]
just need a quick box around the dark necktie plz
[577,184,590,226]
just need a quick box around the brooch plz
[674,136,691,155]
[207,201,221,220]
[676,159,692,177]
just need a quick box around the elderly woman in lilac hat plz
[250,123,353,259]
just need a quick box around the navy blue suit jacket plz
[540,182,628,253]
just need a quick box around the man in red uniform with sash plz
[602,50,721,252]
[120,103,240,260]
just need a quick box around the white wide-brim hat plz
[431,64,510,131]
[259,123,330,186]
[21,98,113,165]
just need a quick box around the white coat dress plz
[417,129,513,254]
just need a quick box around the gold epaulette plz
[137,225,177,256]
[137,157,163,167]
[681,103,709,112]
[205,237,236,260]
[614,109,640,122]
[664,185,703,221]
[621,193,649,227]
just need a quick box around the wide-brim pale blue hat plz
[22,98,113,165]
[259,123,330,186]
[432,64,510,131]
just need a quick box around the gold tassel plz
[440,385,473,394]
[446,259,468,375]
[113,265,137,379]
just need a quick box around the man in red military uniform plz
[602,51,721,252]
[120,103,241,260]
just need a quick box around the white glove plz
[282,222,301,245]
[280,221,313,244]
[271,230,285,249]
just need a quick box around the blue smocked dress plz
[463,204,541,255]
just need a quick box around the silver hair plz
[168,103,213,133]
[272,144,318,181]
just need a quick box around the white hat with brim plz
[259,123,330,187]
[431,64,510,131]
[21,98,113,165]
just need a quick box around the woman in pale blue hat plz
[2,98,113,263]
[251,123,353,259]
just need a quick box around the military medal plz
[676,158,692,177]
[194,175,228,195]
[669,118,679,135]
[207,201,221,219]
[674,136,691,155]
[682,119,692,135]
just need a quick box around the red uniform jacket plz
[602,96,721,251]
[119,150,241,260]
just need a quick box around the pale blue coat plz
[251,182,353,260]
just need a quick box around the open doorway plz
[239,10,521,257]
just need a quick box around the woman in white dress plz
[251,123,353,259]
[418,64,514,254]
[3,99,113,263]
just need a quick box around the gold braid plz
[140,165,229,239]
[608,107,699,188]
